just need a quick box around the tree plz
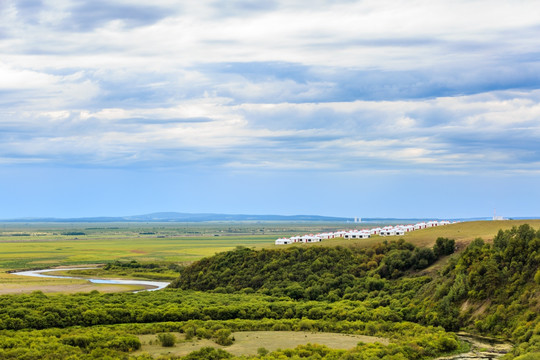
[433,237,455,257]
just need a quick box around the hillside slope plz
[277,219,540,253]
[399,219,540,248]
[170,238,454,299]
[420,224,540,359]
[171,224,540,359]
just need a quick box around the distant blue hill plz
[2,213,532,223]
[0,212,354,223]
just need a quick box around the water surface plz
[14,268,170,292]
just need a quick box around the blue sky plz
[1,0,540,219]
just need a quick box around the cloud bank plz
[1,0,540,217]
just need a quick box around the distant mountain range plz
[1,212,535,223]
[0,212,354,223]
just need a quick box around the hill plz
[399,219,540,248]
[170,238,453,297]
[171,223,540,359]
[300,219,540,251]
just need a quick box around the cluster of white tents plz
[275,220,453,245]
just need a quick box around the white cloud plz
[2,0,539,71]
[1,0,540,176]
[0,62,57,90]
[1,89,539,173]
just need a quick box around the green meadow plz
[2,219,539,270]
[0,222,287,294]
[0,235,270,269]
[134,331,388,358]
[0,223,285,270]
[1,219,538,295]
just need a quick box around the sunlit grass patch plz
[135,331,387,358]
[0,271,148,295]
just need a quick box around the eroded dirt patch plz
[130,249,148,254]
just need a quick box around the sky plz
[1,0,540,219]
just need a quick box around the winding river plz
[13,267,170,292]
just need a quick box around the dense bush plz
[183,347,232,360]
[419,224,540,358]
[157,333,176,347]
[433,237,456,257]
[171,238,448,299]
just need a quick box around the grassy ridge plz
[303,220,540,250]
[400,219,540,247]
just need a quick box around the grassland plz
[0,220,407,270]
[305,219,540,250]
[0,222,350,293]
[2,220,538,270]
[0,231,276,270]
[134,331,388,358]
[1,219,538,294]
[2,220,539,270]
[0,271,147,294]
[393,219,540,247]
[0,221,361,241]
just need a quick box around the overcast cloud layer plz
[1,0,540,218]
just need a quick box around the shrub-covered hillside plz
[170,237,455,300]
[171,224,540,359]
[420,224,540,359]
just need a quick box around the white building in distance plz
[274,220,453,245]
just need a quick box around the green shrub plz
[183,347,232,360]
[156,333,176,347]
[213,329,233,346]
[107,335,142,352]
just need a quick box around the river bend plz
[13,267,170,292]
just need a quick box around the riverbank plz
[4,266,170,294]
[436,333,513,360]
